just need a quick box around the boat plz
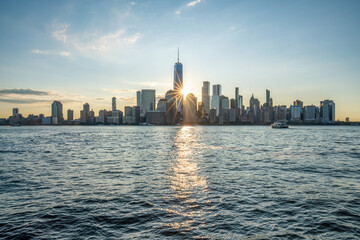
[271,122,288,129]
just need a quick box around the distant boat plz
[271,122,288,129]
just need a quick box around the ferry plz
[271,122,289,129]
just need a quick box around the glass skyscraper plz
[173,50,183,91]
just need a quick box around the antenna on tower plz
[177,47,179,63]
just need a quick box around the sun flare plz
[181,87,190,98]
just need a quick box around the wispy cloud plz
[0,88,50,96]
[48,21,140,55]
[0,98,51,104]
[31,49,71,57]
[103,88,137,94]
[187,0,202,7]
[0,88,84,105]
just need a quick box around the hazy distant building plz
[202,81,210,115]
[320,99,335,123]
[221,96,230,110]
[107,110,122,125]
[266,89,270,105]
[97,110,107,123]
[213,84,221,96]
[274,105,287,121]
[112,97,116,111]
[136,91,141,107]
[184,93,197,123]
[51,101,63,125]
[146,111,166,125]
[123,106,140,124]
[209,108,217,124]
[290,105,302,121]
[12,108,19,117]
[249,94,261,123]
[140,89,156,117]
[304,105,318,122]
[67,109,74,121]
[211,84,222,116]
[157,99,167,112]
[293,100,303,108]
[165,89,178,124]
[80,103,90,123]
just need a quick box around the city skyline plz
[1,0,360,120]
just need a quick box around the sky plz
[0,0,359,121]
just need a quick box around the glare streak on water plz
[0,126,359,239]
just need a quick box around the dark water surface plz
[1,126,359,239]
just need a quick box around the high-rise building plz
[51,101,63,124]
[213,84,222,96]
[320,99,335,123]
[235,87,241,109]
[290,105,302,121]
[165,90,178,124]
[173,48,183,92]
[81,103,90,123]
[221,96,230,110]
[304,105,318,122]
[67,109,74,121]
[136,91,141,107]
[211,84,222,116]
[202,81,210,114]
[112,97,116,111]
[140,89,156,117]
[266,89,270,105]
[173,49,183,113]
[184,93,197,123]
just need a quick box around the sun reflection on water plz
[165,126,209,232]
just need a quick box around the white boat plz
[271,122,288,129]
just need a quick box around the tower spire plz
[177,47,179,63]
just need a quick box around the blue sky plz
[0,0,359,120]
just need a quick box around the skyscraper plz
[140,89,156,117]
[211,84,221,116]
[173,48,183,92]
[51,101,63,125]
[136,91,141,107]
[266,89,270,105]
[173,48,183,113]
[67,109,74,121]
[184,93,197,123]
[81,103,90,123]
[235,87,241,109]
[213,84,222,96]
[112,97,116,111]
[202,81,210,114]
[320,100,335,122]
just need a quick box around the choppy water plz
[0,126,359,239]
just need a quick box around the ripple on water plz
[0,126,360,239]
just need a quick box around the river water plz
[0,126,359,239]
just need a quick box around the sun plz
[181,86,190,98]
